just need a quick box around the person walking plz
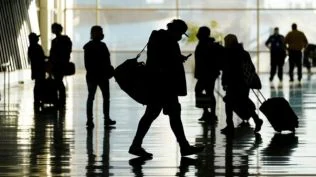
[194,26,222,122]
[83,25,116,128]
[221,34,263,134]
[284,23,308,82]
[129,19,204,157]
[265,27,286,82]
[49,23,72,107]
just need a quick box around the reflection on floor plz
[0,71,316,176]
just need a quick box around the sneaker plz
[254,119,263,133]
[180,145,204,156]
[104,118,116,126]
[129,146,153,158]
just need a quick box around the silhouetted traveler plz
[194,26,222,122]
[221,34,263,134]
[303,44,316,73]
[284,23,308,82]
[265,27,286,82]
[28,32,46,111]
[83,25,116,128]
[129,19,204,157]
[49,23,72,106]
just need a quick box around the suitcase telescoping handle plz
[251,89,266,104]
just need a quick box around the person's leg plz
[99,79,116,126]
[55,73,66,106]
[167,97,204,156]
[221,93,235,134]
[195,79,210,121]
[224,102,234,128]
[207,77,218,121]
[270,54,277,81]
[288,50,295,81]
[295,51,303,81]
[277,57,284,81]
[86,77,98,127]
[33,79,41,112]
[251,111,263,133]
[129,104,161,157]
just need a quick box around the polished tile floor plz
[1,71,316,176]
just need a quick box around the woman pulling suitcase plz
[221,34,263,134]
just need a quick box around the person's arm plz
[265,36,271,48]
[303,33,308,48]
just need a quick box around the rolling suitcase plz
[253,90,299,133]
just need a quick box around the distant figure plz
[284,23,308,82]
[265,27,286,82]
[83,25,116,128]
[194,26,222,122]
[221,34,263,134]
[303,44,316,73]
[49,23,72,106]
[129,19,204,157]
[27,32,47,112]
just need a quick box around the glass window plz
[259,0,316,9]
[65,10,97,49]
[179,0,257,9]
[99,10,177,51]
[259,10,316,51]
[99,0,176,9]
[66,0,97,8]
[179,10,258,52]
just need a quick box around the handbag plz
[114,44,148,105]
[63,62,76,76]
[242,55,262,89]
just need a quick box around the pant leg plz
[225,100,234,128]
[86,76,98,119]
[34,79,42,104]
[270,53,277,81]
[131,104,162,147]
[167,96,189,148]
[98,79,110,118]
[54,73,66,104]
[206,77,217,115]
[288,50,296,80]
[295,51,303,80]
[195,79,205,96]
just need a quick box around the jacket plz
[146,29,187,100]
[285,30,308,51]
[83,40,113,80]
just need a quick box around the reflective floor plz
[1,71,316,176]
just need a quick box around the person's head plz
[292,23,297,30]
[90,25,104,41]
[51,23,63,35]
[224,34,238,48]
[166,19,188,41]
[274,27,279,35]
[28,32,40,44]
[196,26,210,40]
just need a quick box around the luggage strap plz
[136,43,148,59]
[251,89,266,104]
